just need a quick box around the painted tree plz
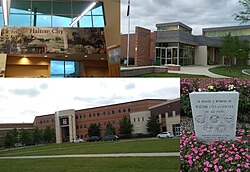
[146,116,161,136]
[235,0,250,23]
[119,116,133,134]
[43,127,53,144]
[88,123,100,137]
[105,122,115,135]
[33,127,42,146]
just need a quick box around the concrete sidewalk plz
[169,65,230,78]
[0,152,180,159]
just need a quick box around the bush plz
[180,128,250,172]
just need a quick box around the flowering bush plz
[180,78,250,124]
[180,128,250,172]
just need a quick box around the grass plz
[0,138,180,157]
[0,157,180,172]
[138,73,209,78]
[208,65,250,78]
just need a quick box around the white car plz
[157,132,174,138]
[74,138,84,143]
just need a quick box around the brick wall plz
[121,34,135,60]
[135,27,151,66]
[121,66,168,77]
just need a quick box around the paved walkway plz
[168,65,230,78]
[0,152,180,159]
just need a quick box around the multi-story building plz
[121,22,250,67]
[0,0,121,77]
[1,98,180,144]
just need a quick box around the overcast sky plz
[121,0,246,35]
[0,78,180,123]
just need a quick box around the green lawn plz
[0,138,180,157]
[208,65,250,78]
[138,73,209,78]
[0,157,180,172]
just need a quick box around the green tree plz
[12,128,19,144]
[43,127,53,144]
[119,116,133,134]
[221,34,250,66]
[19,128,31,146]
[4,132,15,148]
[88,123,100,137]
[105,122,115,135]
[235,0,250,23]
[33,127,42,146]
[146,116,160,136]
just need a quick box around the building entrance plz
[156,47,178,65]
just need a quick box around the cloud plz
[139,87,180,99]
[9,88,40,98]
[21,110,38,115]
[121,0,243,34]
[125,83,136,90]
[40,83,48,90]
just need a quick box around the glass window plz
[112,110,114,114]
[80,124,82,128]
[142,117,144,121]
[32,1,51,15]
[36,15,52,27]
[89,114,92,118]
[79,16,92,28]
[92,6,103,15]
[93,16,104,27]
[52,15,72,27]
[50,60,80,78]
[9,14,31,26]
[168,112,173,118]
[53,2,72,15]
[50,60,64,77]
[80,115,82,119]
[161,114,166,118]
[76,116,78,119]
[10,0,31,14]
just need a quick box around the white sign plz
[190,92,239,142]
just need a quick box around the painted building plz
[0,0,121,77]
[121,22,250,67]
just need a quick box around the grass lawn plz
[208,65,250,78]
[0,138,180,157]
[138,73,209,78]
[0,157,180,172]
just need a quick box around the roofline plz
[203,25,250,32]
[156,22,192,31]
[149,98,180,110]
[75,99,167,112]
[0,123,33,125]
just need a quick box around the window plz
[112,110,115,114]
[5,1,105,28]
[84,124,86,128]
[128,108,131,112]
[118,109,121,113]
[80,115,82,119]
[40,120,42,124]
[168,111,173,118]
[103,112,106,115]
[50,60,80,78]
[108,111,110,115]
[84,114,86,118]
[123,109,126,112]
[89,114,92,118]
[161,114,166,118]
[76,125,79,129]
[76,115,78,119]
[142,117,144,121]
[112,120,115,125]
[138,118,140,122]
[93,113,96,117]
[80,124,82,128]
[97,112,100,116]
[134,118,136,122]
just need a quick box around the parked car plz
[87,136,100,142]
[157,132,174,138]
[74,138,84,143]
[103,135,119,141]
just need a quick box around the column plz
[69,114,73,142]
[55,111,62,143]
[177,43,180,65]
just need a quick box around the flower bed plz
[180,128,250,172]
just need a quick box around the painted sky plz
[0,78,180,123]
[121,0,246,35]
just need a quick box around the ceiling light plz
[65,55,68,58]
[44,55,48,57]
[84,55,88,58]
[70,2,97,27]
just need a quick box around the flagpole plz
[126,0,130,67]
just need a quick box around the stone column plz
[55,111,62,143]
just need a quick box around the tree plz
[11,128,19,144]
[19,128,31,146]
[235,0,250,23]
[119,116,133,134]
[146,116,161,136]
[4,132,15,148]
[88,123,100,137]
[33,127,42,146]
[43,127,53,144]
[105,122,115,135]
[221,34,250,66]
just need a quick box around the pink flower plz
[203,161,209,166]
[214,165,219,172]
[204,167,208,172]
[213,158,219,164]
[188,159,193,165]
[218,165,223,170]
[236,169,241,172]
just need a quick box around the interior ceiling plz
[10,0,102,17]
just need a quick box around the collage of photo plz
[0,0,249,172]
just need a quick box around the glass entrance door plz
[166,48,172,64]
